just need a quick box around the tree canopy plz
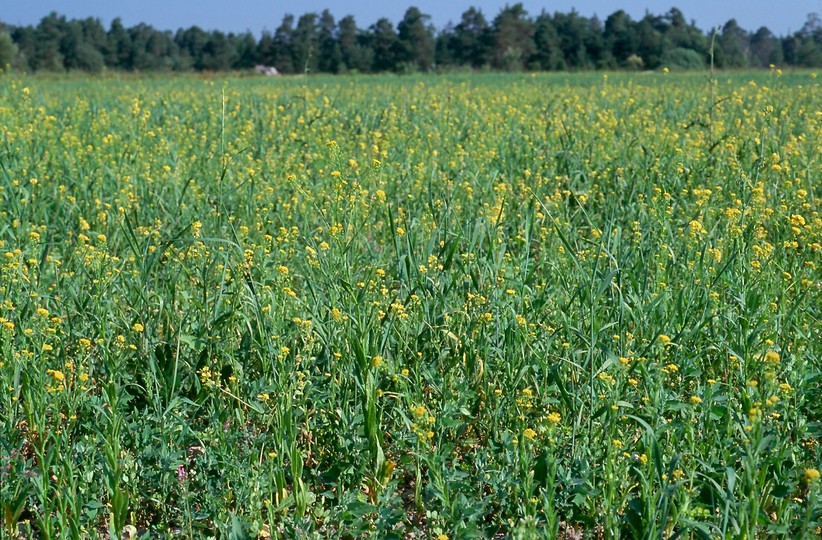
[1,6,820,73]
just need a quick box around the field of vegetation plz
[0,70,820,538]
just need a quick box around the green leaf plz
[228,513,250,540]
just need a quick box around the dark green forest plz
[1,5,821,73]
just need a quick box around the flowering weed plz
[0,71,820,537]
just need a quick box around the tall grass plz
[0,70,819,538]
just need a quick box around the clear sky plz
[3,1,820,37]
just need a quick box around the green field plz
[0,71,820,538]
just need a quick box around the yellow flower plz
[547,412,561,424]
[805,468,820,483]
[690,395,702,405]
[764,350,780,365]
[412,405,427,417]
[662,363,679,374]
[523,428,537,441]
[132,323,144,333]
[657,334,672,345]
[371,355,383,368]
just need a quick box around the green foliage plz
[0,32,16,71]
[0,70,820,537]
[490,3,535,71]
[4,7,822,74]
[660,47,706,70]
[396,7,435,72]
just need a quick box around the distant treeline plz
[1,5,821,73]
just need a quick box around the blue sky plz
[3,1,820,37]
